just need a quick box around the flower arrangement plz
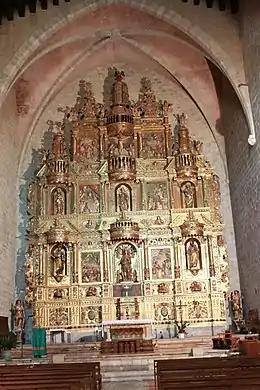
[0,332,17,350]
[175,320,189,334]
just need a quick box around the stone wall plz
[226,0,260,311]
[0,90,19,316]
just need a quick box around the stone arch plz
[0,0,252,143]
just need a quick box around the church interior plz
[0,0,260,388]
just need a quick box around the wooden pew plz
[155,356,260,389]
[0,362,101,390]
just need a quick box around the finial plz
[55,121,64,134]
[175,113,188,126]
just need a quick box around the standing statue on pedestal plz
[120,248,132,281]
[230,290,243,322]
[51,244,67,281]
[54,188,65,215]
[14,300,25,342]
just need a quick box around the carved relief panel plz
[150,247,173,280]
[146,182,168,211]
[142,132,165,159]
[80,250,102,284]
[79,185,99,213]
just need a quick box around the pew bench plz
[0,362,101,390]
[155,356,260,390]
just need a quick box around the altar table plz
[102,319,152,341]
[101,339,154,355]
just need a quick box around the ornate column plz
[144,239,150,280]
[103,242,109,282]
[173,238,180,278]
[197,177,204,208]
[73,243,79,283]
[138,131,143,158]
[207,236,215,277]
[38,244,44,285]
[99,127,105,160]
[164,126,170,157]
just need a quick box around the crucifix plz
[176,300,188,324]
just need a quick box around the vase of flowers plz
[175,320,189,339]
[0,332,17,361]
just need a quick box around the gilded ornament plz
[25,70,230,333]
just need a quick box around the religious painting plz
[147,182,168,210]
[114,243,138,283]
[78,137,99,161]
[108,136,134,157]
[113,284,142,298]
[52,187,66,215]
[181,181,196,208]
[142,132,165,159]
[185,238,202,275]
[50,244,68,282]
[79,184,99,213]
[115,184,132,213]
[188,300,208,320]
[81,251,102,283]
[150,247,172,280]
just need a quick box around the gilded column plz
[73,243,79,283]
[197,177,203,208]
[173,238,180,278]
[164,127,170,157]
[103,242,109,282]
[138,131,143,158]
[207,236,215,277]
[39,244,44,284]
[144,239,150,280]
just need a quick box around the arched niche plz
[181,181,197,208]
[115,183,132,213]
[51,187,67,215]
[185,238,202,275]
[50,243,68,282]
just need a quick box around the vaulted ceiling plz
[0,0,239,24]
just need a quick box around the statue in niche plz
[79,186,99,213]
[230,290,243,321]
[181,182,195,208]
[185,239,202,273]
[117,185,131,212]
[51,244,67,280]
[54,188,65,215]
[147,184,167,210]
[115,243,136,282]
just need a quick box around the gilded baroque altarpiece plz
[25,70,229,334]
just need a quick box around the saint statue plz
[186,239,201,270]
[119,247,132,281]
[230,290,243,321]
[14,300,25,332]
[117,186,130,212]
[52,245,66,277]
[54,188,65,215]
[182,182,195,208]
